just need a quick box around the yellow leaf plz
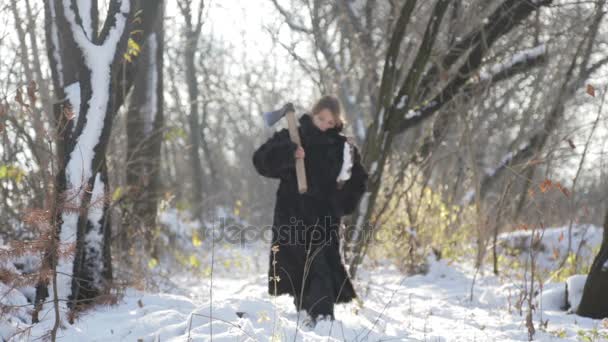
[128,38,141,55]
[189,254,200,268]
[112,187,123,201]
[148,258,158,269]
[192,232,202,247]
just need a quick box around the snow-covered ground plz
[2,221,607,341]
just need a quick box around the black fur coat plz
[252,113,368,320]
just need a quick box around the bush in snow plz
[367,171,476,274]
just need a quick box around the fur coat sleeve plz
[252,129,298,179]
[330,143,368,217]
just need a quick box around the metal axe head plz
[263,102,295,127]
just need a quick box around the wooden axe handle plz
[285,111,307,194]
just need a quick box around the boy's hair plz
[311,95,346,129]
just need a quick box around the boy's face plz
[312,109,337,132]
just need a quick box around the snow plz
[56,209,77,301]
[497,224,602,272]
[405,109,420,119]
[396,95,408,109]
[76,0,93,39]
[369,161,378,176]
[0,283,30,341]
[143,33,158,135]
[159,208,200,238]
[538,282,567,311]
[565,275,587,312]
[353,192,371,243]
[499,225,603,313]
[8,252,606,341]
[405,101,437,120]
[485,140,530,177]
[336,141,353,182]
[85,173,106,289]
[376,108,384,136]
[64,82,81,124]
[356,117,365,141]
[486,151,513,176]
[479,44,546,81]
[2,221,608,341]
[461,189,475,204]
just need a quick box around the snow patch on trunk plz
[143,33,158,135]
[461,189,475,205]
[376,108,384,136]
[369,161,378,176]
[64,82,81,125]
[566,274,586,312]
[85,173,106,289]
[405,109,420,119]
[356,117,366,141]
[336,141,353,182]
[396,95,408,109]
[353,192,371,242]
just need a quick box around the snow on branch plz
[484,141,530,178]
[398,43,547,134]
[479,44,546,82]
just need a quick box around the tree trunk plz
[577,209,608,318]
[35,0,161,319]
[185,32,205,219]
[126,4,165,258]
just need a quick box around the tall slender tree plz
[125,2,165,258]
[177,0,207,220]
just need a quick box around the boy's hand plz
[294,146,305,159]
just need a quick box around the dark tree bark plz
[577,209,608,318]
[126,3,165,258]
[177,0,206,220]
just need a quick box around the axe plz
[263,103,307,194]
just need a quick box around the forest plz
[1,0,608,341]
